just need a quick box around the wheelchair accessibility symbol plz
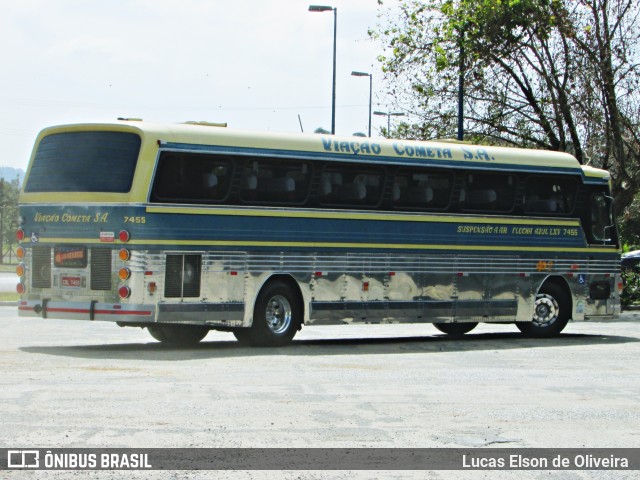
[577,274,587,284]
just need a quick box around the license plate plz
[61,276,82,288]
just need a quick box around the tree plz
[0,177,20,264]
[372,0,640,219]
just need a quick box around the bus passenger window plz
[319,166,383,208]
[150,153,232,203]
[239,159,311,205]
[523,176,577,215]
[460,172,515,212]
[393,169,452,210]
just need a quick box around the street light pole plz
[309,5,337,135]
[457,27,465,141]
[351,71,372,137]
[374,110,405,137]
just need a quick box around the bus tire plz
[233,279,302,347]
[433,322,478,336]
[517,282,571,338]
[147,324,209,346]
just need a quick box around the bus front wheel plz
[147,324,209,346]
[517,283,571,338]
[233,279,302,347]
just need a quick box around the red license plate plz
[61,276,81,288]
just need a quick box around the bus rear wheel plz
[233,279,302,347]
[147,324,209,346]
[517,282,570,338]
[433,322,478,336]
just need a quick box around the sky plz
[0,0,397,171]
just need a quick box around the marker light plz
[118,286,131,299]
[16,283,26,295]
[16,246,26,259]
[118,267,131,281]
[16,228,25,242]
[119,230,131,243]
[16,264,26,278]
[119,248,131,261]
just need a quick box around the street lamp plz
[351,71,372,137]
[374,110,405,137]
[309,5,337,135]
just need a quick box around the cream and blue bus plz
[16,120,621,346]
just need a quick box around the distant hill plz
[0,167,25,184]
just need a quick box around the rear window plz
[24,131,141,193]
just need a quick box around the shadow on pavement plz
[20,331,640,361]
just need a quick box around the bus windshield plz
[24,131,141,193]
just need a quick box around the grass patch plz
[0,291,19,302]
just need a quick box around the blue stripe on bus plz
[21,205,620,256]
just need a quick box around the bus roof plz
[34,120,610,180]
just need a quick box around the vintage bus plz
[16,120,621,346]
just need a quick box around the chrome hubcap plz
[532,294,559,327]
[265,295,292,334]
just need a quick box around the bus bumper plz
[18,300,156,324]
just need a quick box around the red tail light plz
[118,286,131,299]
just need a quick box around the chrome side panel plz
[156,251,618,326]
[21,248,620,327]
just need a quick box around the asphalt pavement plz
[1,306,639,479]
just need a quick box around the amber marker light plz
[119,248,131,261]
[16,246,26,260]
[118,267,131,281]
[16,264,26,278]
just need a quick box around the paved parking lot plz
[1,306,639,479]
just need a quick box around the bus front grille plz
[31,246,52,289]
[91,248,112,291]
[164,254,202,298]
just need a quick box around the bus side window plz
[240,159,311,205]
[460,172,515,212]
[319,166,383,208]
[151,153,232,203]
[392,169,452,210]
[523,176,577,215]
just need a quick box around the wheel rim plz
[532,294,559,327]
[265,295,292,334]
